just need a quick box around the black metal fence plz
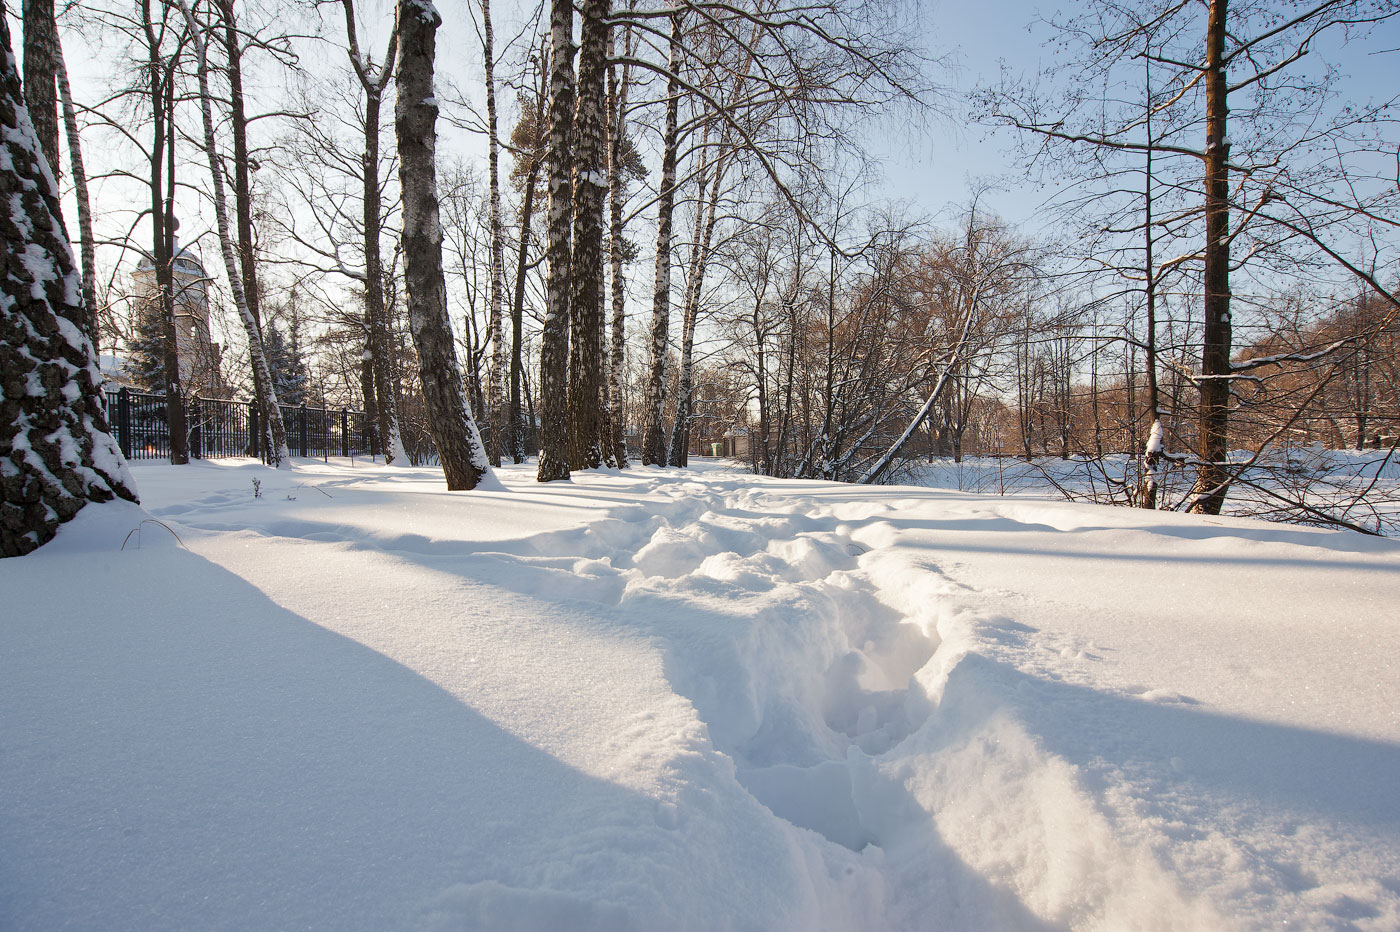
[105,388,375,462]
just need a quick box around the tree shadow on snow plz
[0,545,749,932]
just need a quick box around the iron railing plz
[105,388,375,462]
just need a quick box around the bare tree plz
[396,0,491,490]
[339,0,407,465]
[54,35,99,346]
[986,0,1400,514]
[174,0,290,466]
[639,8,684,467]
[478,0,507,467]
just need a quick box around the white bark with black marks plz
[640,9,683,467]
[175,0,291,469]
[396,0,491,490]
[568,0,609,471]
[536,0,574,482]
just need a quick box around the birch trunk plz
[215,0,274,458]
[567,0,609,471]
[640,10,683,467]
[55,41,98,347]
[605,26,634,468]
[509,155,539,464]
[21,0,59,173]
[536,0,574,482]
[482,0,505,467]
[670,136,727,468]
[175,0,290,467]
[396,0,490,490]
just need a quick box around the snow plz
[2,459,1398,931]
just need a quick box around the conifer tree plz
[1,6,137,556]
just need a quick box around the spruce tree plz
[1,7,137,556]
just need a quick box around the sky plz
[28,0,1400,369]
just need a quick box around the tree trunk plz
[396,0,490,490]
[21,0,59,174]
[176,0,290,468]
[605,29,634,468]
[1189,0,1232,515]
[360,331,380,454]
[362,88,406,465]
[567,0,608,471]
[536,0,574,482]
[1139,55,1163,509]
[509,156,539,464]
[670,139,726,468]
[54,39,98,347]
[143,6,187,466]
[2,9,137,556]
[640,10,683,467]
[214,0,276,465]
[482,0,505,467]
[340,0,405,465]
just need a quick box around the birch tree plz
[396,0,491,490]
[535,0,574,481]
[639,8,683,467]
[478,0,506,467]
[174,0,291,468]
[54,36,99,346]
[21,0,60,170]
[567,0,610,470]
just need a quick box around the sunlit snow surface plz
[3,458,1398,931]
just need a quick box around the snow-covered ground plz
[3,457,1398,931]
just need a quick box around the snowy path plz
[3,460,1399,930]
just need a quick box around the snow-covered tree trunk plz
[1,13,137,557]
[481,0,505,468]
[54,39,98,347]
[640,10,683,467]
[536,0,574,482]
[396,0,490,490]
[175,0,290,469]
[567,0,608,472]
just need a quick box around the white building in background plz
[132,242,224,394]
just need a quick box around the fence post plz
[341,408,350,457]
[116,388,132,458]
[299,404,308,458]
